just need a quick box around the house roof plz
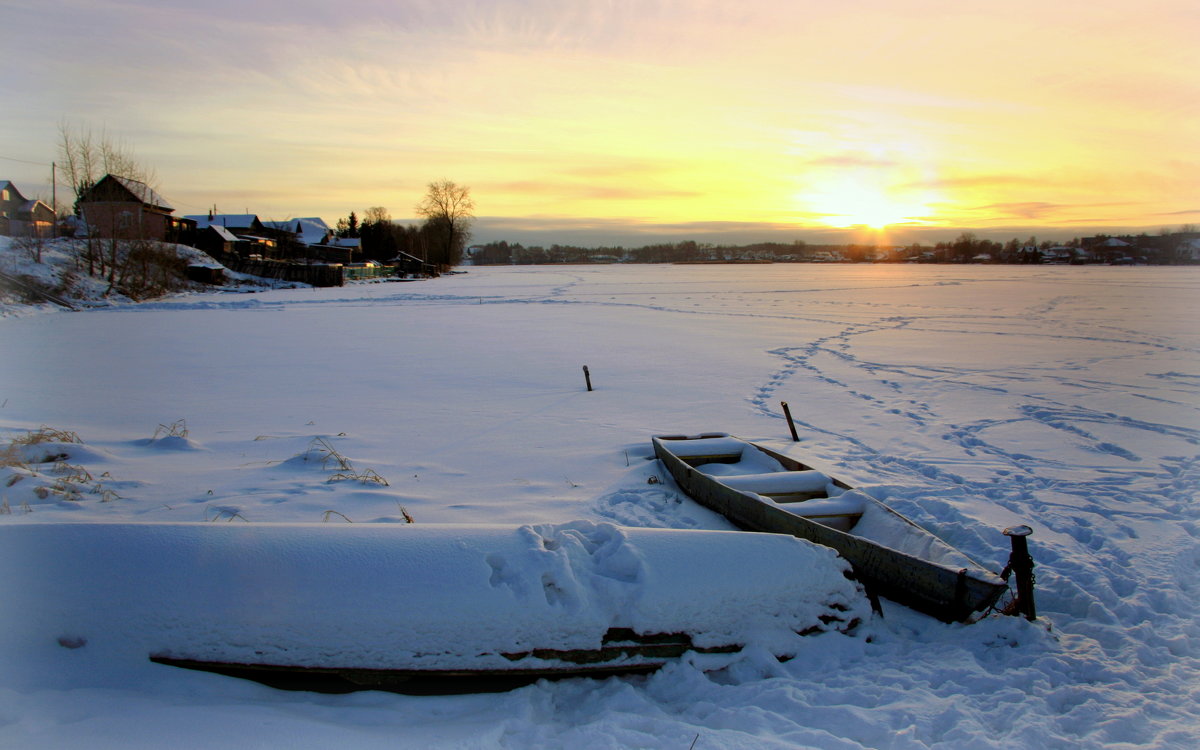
[0,180,26,201]
[107,175,173,211]
[263,217,331,245]
[16,199,54,219]
[263,217,330,231]
[389,251,430,264]
[185,214,261,230]
[207,225,239,242]
[294,218,331,245]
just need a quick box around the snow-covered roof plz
[207,225,238,242]
[295,218,331,245]
[185,214,260,230]
[296,217,329,231]
[263,217,332,245]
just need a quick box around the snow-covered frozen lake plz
[2,263,1198,748]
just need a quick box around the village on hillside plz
[1,175,436,289]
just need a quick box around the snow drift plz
[0,521,868,684]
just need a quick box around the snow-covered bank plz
[1,261,1198,748]
[1,522,866,681]
[0,236,299,317]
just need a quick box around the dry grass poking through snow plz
[301,436,390,486]
[1,426,122,508]
[152,419,189,440]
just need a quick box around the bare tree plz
[57,120,158,214]
[415,180,474,270]
[56,121,175,291]
[362,206,391,225]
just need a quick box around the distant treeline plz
[468,230,1200,266]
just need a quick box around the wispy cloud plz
[803,154,900,169]
[487,180,702,202]
[967,202,1068,221]
[902,175,1049,191]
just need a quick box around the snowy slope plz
[1,245,1198,748]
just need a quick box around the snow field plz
[1,253,1198,747]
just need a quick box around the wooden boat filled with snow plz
[1,521,870,694]
[652,433,1008,622]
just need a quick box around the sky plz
[2,0,1197,247]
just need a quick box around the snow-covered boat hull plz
[2,521,870,693]
[652,433,1008,622]
[150,626,723,694]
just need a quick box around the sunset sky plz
[3,0,1197,246]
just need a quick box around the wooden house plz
[0,181,55,237]
[389,251,435,277]
[194,224,239,257]
[184,213,266,235]
[184,214,278,257]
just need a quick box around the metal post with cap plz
[1003,525,1037,621]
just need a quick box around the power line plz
[2,155,241,214]
[0,154,52,167]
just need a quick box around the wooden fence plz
[223,257,344,287]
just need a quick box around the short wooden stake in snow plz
[781,401,800,442]
[582,365,593,392]
[1003,525,1037,621]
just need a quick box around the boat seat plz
[717,471,832,501]
[775,491,869,532]
[657,436,747,465]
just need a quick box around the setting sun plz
[797,174,934,230]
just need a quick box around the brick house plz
[77,174,193,241]
[0,180,55,237]
[78,174,194,242]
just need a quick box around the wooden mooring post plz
[780,401,800,442]
[582,365,593,392]
[1003,525,1037,621]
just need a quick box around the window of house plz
[1,189,9,201]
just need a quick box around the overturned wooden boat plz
[1,521,870,694]
[653,433,1008,622]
